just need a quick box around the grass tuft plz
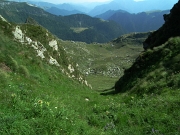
[5,55,19,72]
[0,70,8,85]
[18,65,30,77]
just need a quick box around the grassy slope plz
[61,39,143,90]
[115,37,180,93]
[115,1,180,95]
[0,18,179,135]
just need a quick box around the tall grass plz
[0,70,8,85]
[5,55,19,72]
[18,65,30,77]
[0,17,179,135]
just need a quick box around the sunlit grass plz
[0,17,179,135]
[70,27,89,33]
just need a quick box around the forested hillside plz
[0,1,125,43]
[97,10,169,33]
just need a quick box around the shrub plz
[161,48,172,59]
[139,80,148,89]
[145,49,153,56]
[165,54,180,71]
[146,71,156,80]
[160,71,168,78]
[173,74,180,87]
[173,63,180,71]
[167,37,180,50]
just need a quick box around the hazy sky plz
[39,0,178,5]
[40,0,155,4]
[41,0,112,4]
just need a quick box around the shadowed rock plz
[143,0,180,50]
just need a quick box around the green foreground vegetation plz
[0,1,180,133]
[0,20,179,135]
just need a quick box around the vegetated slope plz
[28,1,89,13]
[0,1,125,43]
[113,32,152,47]
[89,1,120,16]
[96,9,128,20]
[0,15,99,134]
[60,32,149,90]
[107,10,169,33]
[45,7,83,16]
[0,11,179,135]
[0,14,89,87]
[115,1,180,95]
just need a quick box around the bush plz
[161,48,172,59]
[146,71,156,80]
[171,74,180,88]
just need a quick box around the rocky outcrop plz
[0,15,8,23]
[143,0,180,50]
[10,23,90,87]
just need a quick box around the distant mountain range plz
[1,0,177,43]
[9,0,177,16]
[25,1,88,16]
[97,10,170,33]
[0,1,125,43]
[45,7,84,16]
[8,0,92,15]
[89,0,178,16]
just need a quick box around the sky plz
[36,0,178,5]
[41,0,112,4]
[42,0,175,4]
[39,0,156,4]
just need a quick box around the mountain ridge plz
[45,7,84,16]
[0,1,125,43]
[114,0,180,94]
[143,0,180,49]
[95,9,170,33]
[89,0,177,16]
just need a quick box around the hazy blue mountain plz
[113,0,178,13]
[9,0,178,17]
[28,1,56,9]
[8,0,91,15]
[108,10,170,32]
[45,7,83,16]
[89,0,178,16]
[88,1,121,16]
[96,9,128,20]
[55,3,88,13]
